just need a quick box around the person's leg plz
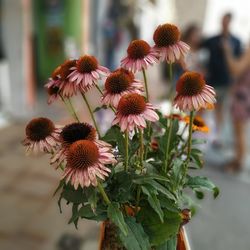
[215,101,223,134]
[233,120,245,170]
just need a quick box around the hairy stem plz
[142,68,149,101]
[124,131,129,171]
[81,93,101,137]
[97,182,111,205]
[60,95,80,122]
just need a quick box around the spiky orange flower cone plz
[174,71,216,111]
[121,39,158,72]
[153,23,190,63]
[23,117,61,154]
[62,140,116,189]
[112,93,159,132]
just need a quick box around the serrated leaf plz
[102,126,125,155]
[141,186,164,222]
[137,206,181,246]
[108,202,128,236]
[133,174,170,184]
[186,176,219,198]
[61,188,87,203]
[70,204,107,222]
[171,158,184,188]
[119,217,150,250]
[155,236,177,250]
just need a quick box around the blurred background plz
[1,0,250,249]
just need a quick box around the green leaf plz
[53,180,64,196]
[141,186,164,222]
[186,176,219,198]
[133,174,170,184]
[195,190,204,199]
[93,105,108,113]
[61,187,87,204]
[109,171,135,202]
[192,138,206,145]
[159,196,180,213]
[149,180,176,201]
[137,205,181,246]
[70,204,107,222]
[108,202,128,236]
[171,158,184,188]
[119,217,151,250]
[102,126,125,155]
[69,203,79,229]
[155,236,177,250]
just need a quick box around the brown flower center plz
[176,72,205,96]
[47,85,60,96]
[67,140,99,169]
[60,60,76,80]
[153,24,180,47]
[127,40,151,59]
[51,66,61,80]
[105,71,131,94]
[118,93,146,116]
[76,55,98,73]
[193,116,205,127]
[114,68,135,82]
[26,117,55,141]
[61,122,96,145]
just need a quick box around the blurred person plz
[223,40,250,172]
[102,0,138,70]
[202,13,242,147]
[182,24,207,74]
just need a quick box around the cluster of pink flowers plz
[23,23,216,190]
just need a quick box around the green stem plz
[97,182,111,205]
[135,187,141,213]
[81,93,101,137]
[182,110,194,183]
[60,95,80,122]
[142,68,149,101]
[164,119,173,172]
[68,98,80,122]
[139,129,144,170]
[186,111,194,164]
[95,84,103,95]
[124,131,129,171]
[164,63,174,172]
[96,84,116,113]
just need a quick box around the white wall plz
[1,0,29,118]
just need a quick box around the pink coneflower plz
[173,71,216,111]
[153,23,190,63]
[68,55,109,93]
[120,39,158,73]
[112,93,159,132]
[45,66,61,89]
[102,69,143,108]
[23,117,61,154]
[57,59,78,98]
[51,122,98,167]
[46,85,60,104]
[62,140,116,189]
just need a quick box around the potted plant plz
[23,23,218,250]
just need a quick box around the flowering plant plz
[23,23,218,250]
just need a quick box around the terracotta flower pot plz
[99,221,191,250]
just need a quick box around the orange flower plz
[184,115,209,133]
